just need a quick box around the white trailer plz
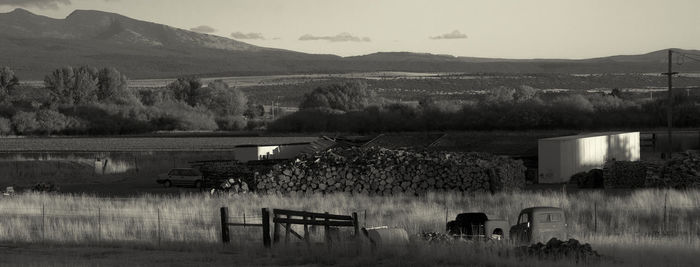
[233,142,311,162]
[538,132,640,183]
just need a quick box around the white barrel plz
[367,228,409,246]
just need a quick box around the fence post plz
[352,212,359,237]
[157,208,161,246]
[324,212,331,247]
[243,211,246,228]
[98,207,102,241]
[594,202,597,233]
[220,207,230,244]
[285,214,291,244]
[41,204,45,242]
[663,192,668,233]
[303,215,310,247]
[262,208,271,248]
[273,212,280,244]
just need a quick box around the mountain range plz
[1,8,699,80]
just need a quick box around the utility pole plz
[663,50,679,159]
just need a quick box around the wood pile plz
[255,147,526,195]
[190,160,255,188]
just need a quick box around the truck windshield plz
[536,213,562,223]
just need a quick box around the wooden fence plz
[219,207,359,248]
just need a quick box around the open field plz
[0,189,698,266]
[0,136,318,152]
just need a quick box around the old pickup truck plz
[509,207,567,244]
[446,212,510,240]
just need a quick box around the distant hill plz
[0,8,698,80]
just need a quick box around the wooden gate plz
[272,209,359,246]
[219,207,359,248]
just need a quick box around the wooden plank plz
[273,218,354,227]
[303,215,310,247]
[226,223,263,227]
[282,224,304,240]
[285,214,291,243]
[273,209,353,221]
[273,213,280,244]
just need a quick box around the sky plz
[0,0,699,59]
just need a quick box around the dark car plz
[509,207,567,244]
[156,168,203,188]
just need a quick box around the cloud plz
[0,0,71,9]
[230,31,265,40]
[299,32,371,42]
[430,30,468,40]
[189,25,216,34]
[0,0,117,9]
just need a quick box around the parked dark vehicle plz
[446,212,509,240]
[156,168,203,188]
[509,207,567,244]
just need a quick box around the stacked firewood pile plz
[645,151,700,188]
[190,160,255,188]
[517,238,600,263]
[255,147,525,194]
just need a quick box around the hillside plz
[0,8,699,79]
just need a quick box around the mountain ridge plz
[0,8,698,79]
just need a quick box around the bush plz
[11,111,38,134]
[299,81,374,111]
[0,117,12,135]
[216,115,247,131]
[35,109,70,135]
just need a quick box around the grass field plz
[0,136,318,152]
[0,189,698,266]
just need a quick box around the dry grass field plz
[0,189,698,266]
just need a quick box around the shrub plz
[0,117,12,135]
[11,111,38,134]
[299,81,373,111]
[216,115,247,131]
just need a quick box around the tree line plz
[0,66,261,135]
[269,81,700,132]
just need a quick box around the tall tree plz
[96,67,130,103]
[0,66,19,100]
[45,67,76,105]
[71,66,99,105]
[168,76,202,107]
[196,80,247,116]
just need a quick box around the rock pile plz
[571,169,604,188]
[518,238,600,263]
[32,182,60,192]
[419,232,453,244]
[254,147,526,195]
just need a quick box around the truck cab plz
[446,212,509,241]
[509,207,566,244]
